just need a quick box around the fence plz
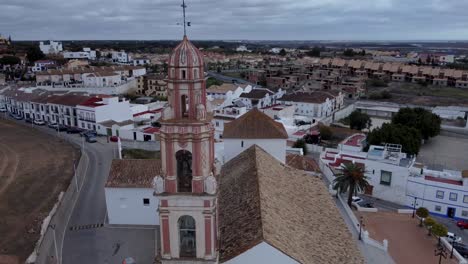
[440,237,468,264]
[28,150,89,263]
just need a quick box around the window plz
[435,205,442,212]
[241,141,244,147]
[182,70,186,79]
[436,190,444,199]
[464,195,468,204]
[215,121,219,127]
[449,192,458,201]
[380,171,392,186]
[143,198,150,206]
[462,210,468,217]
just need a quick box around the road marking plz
[59,149,90,263]
[69,223,104,231]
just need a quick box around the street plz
[1,115,157,264]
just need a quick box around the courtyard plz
[358,212,457,264]
[0,119,80,262]
[417,135,468,171]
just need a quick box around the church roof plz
[218,145,364,263]
[168,35,204,69]
[223,108,288,139]
[105,159,161,188]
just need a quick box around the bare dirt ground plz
[368,82,468,107]
[358,212,457,264]
[0,119,79,262]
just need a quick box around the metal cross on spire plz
[181,0,191,36]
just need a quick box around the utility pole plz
[412,196,418,218]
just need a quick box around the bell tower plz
[153,17,217,262]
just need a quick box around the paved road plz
[207,71,256,86]
[1,115,157,264]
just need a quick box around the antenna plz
[181,0,187,36]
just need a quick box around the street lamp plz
[411,197,419,218]
[358,216,365,241]
[450,233,457,258]
[434,245,447,264]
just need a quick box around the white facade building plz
[63,48,97,60]
[277,91,344,121]
[76,97,133,131]
[224,242,298,264]
[32,60,56,73]
[83,72,122,87]
[39,40,63,54]
[133,58,150,66]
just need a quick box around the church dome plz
[168,35,204,69]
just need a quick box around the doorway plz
[447,207,456,218]
[178,215,196,258]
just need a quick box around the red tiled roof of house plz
[106,159,161,188]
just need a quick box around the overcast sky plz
[2,0,468,41]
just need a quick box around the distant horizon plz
[11,39,468,43]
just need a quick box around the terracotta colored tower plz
[154,35,217,262]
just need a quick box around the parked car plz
[55,124,69,132]
[0,107,6,112]
[86,136,97,143]
[453,243,468,258]
[25,117,33,123]
[80,130,97,138]
[350,196,363,208]
[122,257,136,264]
[48,122,58,129]
[110,136,119,142]
[457,220,468,229]
[446,232,463,243]
[33,119,46,126]
[67,127,84,134]
[14,115,24,120]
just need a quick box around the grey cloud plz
[1,0,468,40]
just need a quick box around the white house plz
[237,87,283,109]
[236,45,250,52]
[406,166,468,220]
[76,96,133,132]
[39,40,63,54]
[63,48,97,60]
[133,58,150,66]
[32,60,56,73]
[83,72,122,87]
[277,90,344,121]
[105,159,160,225]
[212,106,247,140]
[222,108,288,163]
[112,50,131,63]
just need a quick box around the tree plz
[392,108,441,140]
[319,126,333,140]
[206,77,223,88]
[332,163,370,207]
[424,217,436,235]
[349,111,372,131]
[416,207,429,227]
[306,46,321,57]
[367,123,422,155]
[26,46,45,64]
[343,49,355,57]
[293,139,308,155]
[0,55,20,66]
[279,48,287,56]
[360,49,366,56]
[431,223,448,241]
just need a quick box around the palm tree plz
[333,162,370,207]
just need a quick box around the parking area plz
[358,212,458,264]
[418,135,468,171]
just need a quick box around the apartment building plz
[76,96,133,131]
[63,48,97,60]
[136,74,167,97]
[39,40,63,54]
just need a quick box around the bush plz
[319,126,333,140]
[293,139,308,155]
[416,207,429,226]
[424,217,436,228]
[392,108,441,140]
[431,223,448,238]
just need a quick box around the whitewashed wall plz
[224,139,286,163]
[105,187,159,225]
[224,242,298,264]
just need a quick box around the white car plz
[351,196,363,208]
[33,119,46,126]
[446,232,462,243]
[0,107,6,112]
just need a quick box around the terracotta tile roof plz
[47,94,91,106]
[218,146,364,263]
[462,170,468,178]
[223,108,288,139]
[286,153,320,172]
[105,159,161,188]
[239,89,274,99]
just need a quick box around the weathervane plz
[181,0,191,36]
